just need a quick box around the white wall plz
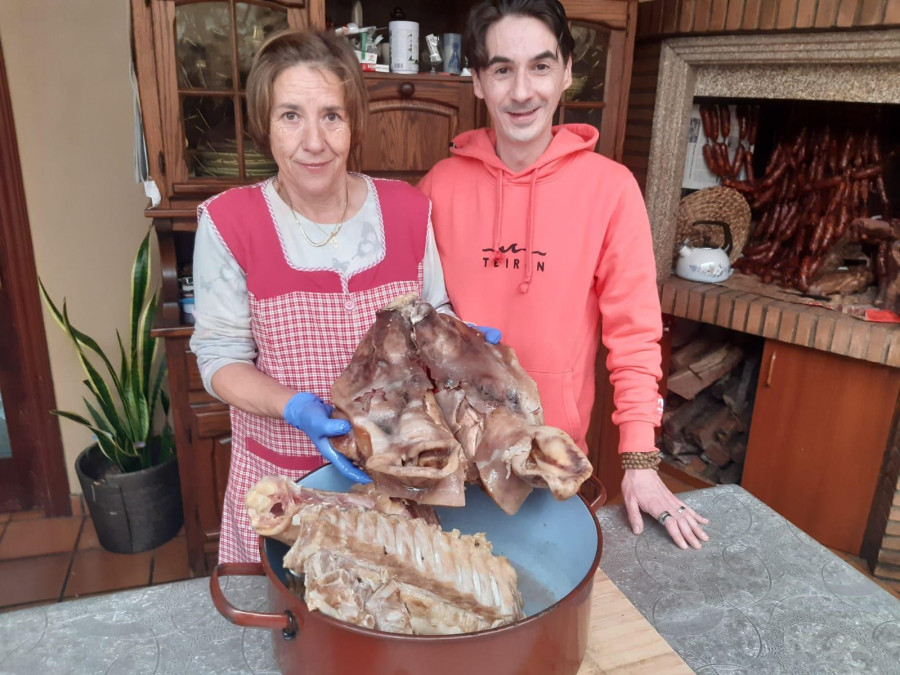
[0,0,153,492]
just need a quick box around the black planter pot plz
[75,444,184,554]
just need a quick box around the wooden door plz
[357,75,476,183]
[742,340,900,554]
[0,35,70,515]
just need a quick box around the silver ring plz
[658,511,672,525]
[677,506,686,514]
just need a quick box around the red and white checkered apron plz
[203,177,427,563]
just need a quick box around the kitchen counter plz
[1,485,896,673]
[598,484,900,673]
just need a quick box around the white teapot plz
[674,220,733,283]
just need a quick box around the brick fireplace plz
[634,27,900,583]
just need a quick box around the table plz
[2,485,897,674]
[0,564,686,674]
[597,484,900,673]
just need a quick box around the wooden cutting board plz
[577,569,692,674]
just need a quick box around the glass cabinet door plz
[156,0,304,192]
[553,0,637,162]
[556,21,610,154]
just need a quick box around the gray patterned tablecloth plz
[2,484,899,674]
[597,484,900,674]
[0,574,278,674]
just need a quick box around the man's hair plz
[463,0,575,73]
[246,29,367,155]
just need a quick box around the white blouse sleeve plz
[189,209,258,399]
[421,206,455,316]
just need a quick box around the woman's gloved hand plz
[466,322,502,344]
[283,392,371,484]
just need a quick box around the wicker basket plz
[675,187,751,264]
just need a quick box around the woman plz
[191,29,459,564]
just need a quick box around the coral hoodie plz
[419,124,663,454]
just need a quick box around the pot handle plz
[210,563,298,640]
[580,474,607,513]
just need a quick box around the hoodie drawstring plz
[518,170,538,294]
[492,175,504,264]
[450,125,599,296]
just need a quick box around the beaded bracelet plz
[621,450,661,471]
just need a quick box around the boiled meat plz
[245,475,439,546]
[405,297,593,514]
[330,295,467,506]
[283,503,523,634]
[330,294,593,514]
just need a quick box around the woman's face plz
[269,63,351,200]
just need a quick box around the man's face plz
[472,15,572,151]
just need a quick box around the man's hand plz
[621,469,709,549]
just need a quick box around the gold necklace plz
[280,179,350,248]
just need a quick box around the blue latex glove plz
[466,322,502,345]
[283,392,371,484]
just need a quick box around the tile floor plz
[0,495,191,613]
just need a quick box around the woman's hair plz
[464,0,575,73]
[246,29,367,154]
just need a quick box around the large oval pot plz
[211,465,605,675]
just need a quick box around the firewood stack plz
[660,327,760,484]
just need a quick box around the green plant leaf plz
[133,386,151,444]
[83,399,133,468]
[116,330,129,394]
[61,313,124,433]
[83,398,133,457]
[51,410,122,467]
[40,279,123,394]
[120,379,140,441]
[81,377,129,448]
[130,232,152,375]
[140,293,159,398]
[52,409,96,429]
[148,359,167,429]
[39,231,171,473]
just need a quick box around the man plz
[419,0,709,548]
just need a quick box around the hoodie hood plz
[449,124,599,179]
[447,124,600,293]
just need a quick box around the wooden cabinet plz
[741,340,900,554]
[135,0,638,574]
[556,1,637,161]
[161,334,233,573]
[354,74,477,183]
[134,0,308,205]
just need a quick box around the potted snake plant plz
[40,231,182,554]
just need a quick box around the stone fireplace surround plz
[646,29,900,279]
[646,30,900,366]
[646,29,900,366]
[643,29,900,581]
